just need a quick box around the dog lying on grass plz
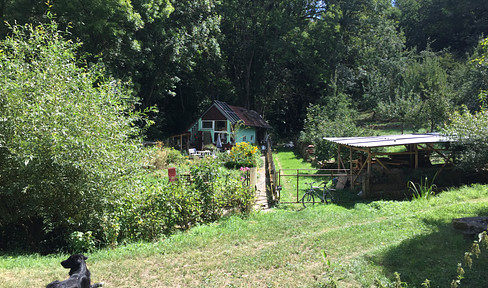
[46,254,104,288]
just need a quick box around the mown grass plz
[273,147,360,205]
[273,147,329,203]
[1,151,487,287]
[1,186,487,287]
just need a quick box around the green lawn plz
[273,148,360,205]
[1,151,487,287]
[273,148,334,204]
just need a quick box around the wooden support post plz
[414,144,418,169]
[365,148,372,198]
[350,147,353,188]
[337,144,341,170]
[296,169,299,203]
[409,144,414,168]
[250,167,257,189]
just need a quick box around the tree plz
[128,0,224,138]
[377,49,455,132]
[0,0,223,139]
[395,0,488,56]
[0,0,166,64]
[0,21,146,251]
[299,90,367,164]
[443,38,488,171]
[377,90,423,133]
[218,0,327,136]
[444,106,488,171]
[318,0,404,109]
[452,38,488,111]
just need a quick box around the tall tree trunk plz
[244,49,254,109]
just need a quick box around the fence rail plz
[278,168,349,203]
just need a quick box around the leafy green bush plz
[190,158,255,217]
[67,231,96,253]
[115,177,182,241]
[113,158,255,244]
[443,106,488,171]
[0,21,145,252]
[148,143,188,169]
[299,103,367,165]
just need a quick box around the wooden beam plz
[374,157,389,171]
[337,144,341,170]
[351,152,371,187]
[350,147,353,188]
[365,148,372,197]
[425,143,451,163]
[414,144,418,169]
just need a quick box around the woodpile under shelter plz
[323,133,454,198]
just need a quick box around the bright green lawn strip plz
[273,149,326,202]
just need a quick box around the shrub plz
[113,158,255,243]
[299,103,367,166]
[67,231,96,253]
[0,21,145,252]
[443,106,488,171]
[148,144,187,169]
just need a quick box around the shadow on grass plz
[368,208,488,287]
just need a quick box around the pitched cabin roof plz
[204,101,272,129]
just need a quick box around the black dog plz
[46,254,104,288]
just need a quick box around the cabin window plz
[202,120,213,129]
[215,120,227,131]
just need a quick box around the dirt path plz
[254,156,269,210]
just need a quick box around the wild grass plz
[408,177,437,201]
[2,184,488,287]
[1,151,488,287]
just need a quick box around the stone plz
[452,216,488,236]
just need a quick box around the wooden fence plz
[277,169,349,203]
[264,138,279,206]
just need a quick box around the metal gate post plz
[296,169,299,203]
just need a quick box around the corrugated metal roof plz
[323,133,452,148]
[213,100,272,129]
[214,100,241,124]
[228,105,272,129]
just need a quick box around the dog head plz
[61,254,88,270]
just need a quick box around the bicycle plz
[301,181,336,208]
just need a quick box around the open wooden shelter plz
[168,132,191,152]
[324,133,454,197]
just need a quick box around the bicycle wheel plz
[302,192,315,208]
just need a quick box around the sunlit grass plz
[2,148,488,287]
[2,184,488,287]
[273,148,329,203]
